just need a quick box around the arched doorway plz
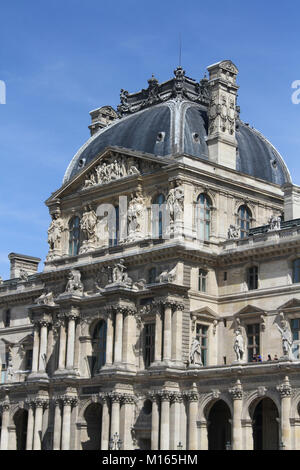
[207,400,232,450]
[252,398,279,450]
[14,409,28,450]
[81,403,102,450]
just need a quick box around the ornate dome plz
[63,68,291,186]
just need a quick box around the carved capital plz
[185,391,199,402]
[158,390,173,402]
[108,392,123,403]
[122,394,136,405]
[62,396,78,407]
[229,380,243,400]
[34,398,48,409]
[277,377,292,398]
[170,392,183,403]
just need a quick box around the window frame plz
[237,205,252,239]
[69,216,81,256]
[196,193,212,242]
[144,322,155,368]
[195,323,209,366]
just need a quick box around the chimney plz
[282,183,300,221]
[88,106,118,136]
[206,60,239,170]
[8,253,41,280]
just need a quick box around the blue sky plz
[0,0,300,280]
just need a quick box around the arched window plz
[197,194,212,241]
[152,194,165,239]
[91,320,107,374]
[109,205,119,247]
[238,205,252,239]
[293,259,300,283]
[69,216,80,255]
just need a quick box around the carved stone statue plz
[268,214,281,232]
[189,338,203,366]
[167,181,184,224]
[65,269,84,295]
[110,259,133,288]
[48,213,63,251]
[19,269,29,281]
[276,316,293,359]
[233,328,244,362]
[80,206,98,253]
[35,291,55,306]
[127,188,144,241]
[228,224,240,240]
[159,266,177,283]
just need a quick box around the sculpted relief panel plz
[82,155,157,190]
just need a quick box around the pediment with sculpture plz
[81,151,165,191]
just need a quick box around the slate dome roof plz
[63,70,291,186]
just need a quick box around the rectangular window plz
[248,266,258,290]
[247,324,260,362]
[293,259,300,283]
[198,269,207,292]
[25,349,33,370]
[291,319,300,359]
[196,324,208,366]
[144,323,155,368]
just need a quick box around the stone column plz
[120,395,135,450]
[100,396,110,450]
[154,309,162,362]
[278,376,292,450]
[66,315,76,370]
[61,395,77,450]
[58,319,67,370]
[53,398,62,450]
[122,309,136,368]
[230,380,243,450]
[0,401,10,450]
[163,303,172,362]
[170,393,182,450]
[171,303,184,363]
[38,321,48,373]
[242,419,253,450]
[150,394,160,450]
[73,321,81,371]
[187,389,199,450]
[198,420,208,450]
[160,391,171,450]
[110,393,122,437]
[114,309,123,364]
[25,402,35,450]
[31,324,40,373]
[105,312,114,366]
[33,398,46,450]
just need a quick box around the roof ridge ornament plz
[117,68,210,117]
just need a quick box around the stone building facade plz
[1,60,300,450]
